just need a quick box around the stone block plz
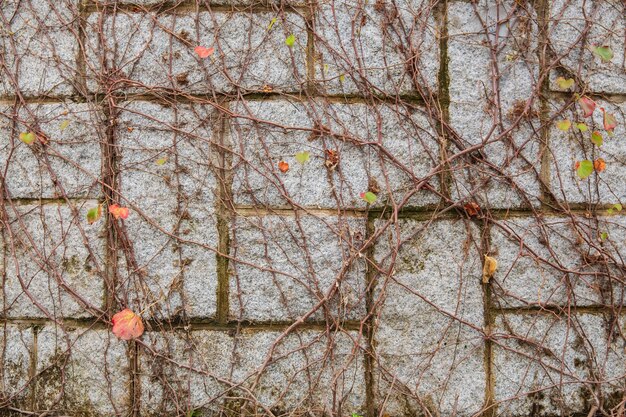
[229,214,366,322]
[490,215,613,307]
[448,0,543,209]
[548,99,626,206]
[139,328,365,416]
[372,218,486,415]
[0,103,103,199]
[2,202,106,318]
[85,10,307,94]
[549,0,626,95]
[313,0,439,95]
[116,100,219,319]
[0,0,79,97]
[36,325,131,416]
[493,312,625,416]
[229,99,441,209]
[0,324,34,409]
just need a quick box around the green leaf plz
[187,410,202,417]
[361,191,377,204]
[19,132,36,145]
[576,160,593,179]
[59,120,70,130]
[575,122,588,132]
[556,119,571,131]
[351,414,364,417]
[593,46,614,62]
[338,74,345,83]
[87,204,102,225]
[613,203,623,212]
[591,131,603,147]
[156,157,167,166]
[267,17,277,31]
[556,77,575,89]
[295,151,310,164]
[600,232,608,241]
[285,34,296,47]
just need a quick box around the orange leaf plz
[464,202,480,217]
[109,204,130,220]
[594,158,606,172]
[194,46,214,59]
[278,160,289,173]
[112,309,144,340]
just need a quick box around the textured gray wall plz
[1,0,625,416]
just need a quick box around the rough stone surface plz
[549,0,626,95]
[314,0,439,95]
[85,11,307,94]
[2,202,106,318]
[493,312,625,416]
[372,218,486,416]
[36,326,131,416]
[0,103,103,199]
[117,100,219,319]
[139,329,366,416]
[448,0,543,209]
[549,99,626,206]
[0,0,79,97]
[490,215,615,307]
[229,99,441,209]
[229,214,366,321]
[0,324,34,408]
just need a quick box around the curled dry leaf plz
[194,46,214,59]
[601,108,617,132]
[482,255,497,284]
[278,160,289,173]
[112,309,144,340]
[464,202,480,217]
[324,149,339,170]
[109,204,130,220]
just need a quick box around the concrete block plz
[0,103,103,199]
[313,0,439,95]
[490,215,610,307]
[493,312,626,416]
[549,0,626,95]
[229,214,366,322]
[372,218,486,415]
[85,10,307,94]
[0,0,79,97]
[3,202,106,318]
[36,326,131,416]
[229,99,441,209]
[448,0,542,209]
[116,100,219,319]
[548,99,626,206]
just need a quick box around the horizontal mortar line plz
[493,304,626,316]
[84,0,309,14]
[232,205,367,218]
[0,90,430,108]
[0,316,363,332]
[546,90,626,104]
[1,197,101,206]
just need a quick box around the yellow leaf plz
[59,120,70,130]
[482,255,497,284]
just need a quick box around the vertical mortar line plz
[363,212,377,417]
[480,219,496,417]
[215,100,232,325]
[535,0,553,209]
[29,325,39,410]
[436,0,451,203]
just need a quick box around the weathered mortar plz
[1,0,625,416]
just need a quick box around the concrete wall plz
[1,0,625,416]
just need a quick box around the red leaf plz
[112,309,144,340]
[579,97,596,118]
[109,204,130,220]
[194,46,214,59]
[463,202,480,217]
[278,161,289,173]
[601,108,617,132]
